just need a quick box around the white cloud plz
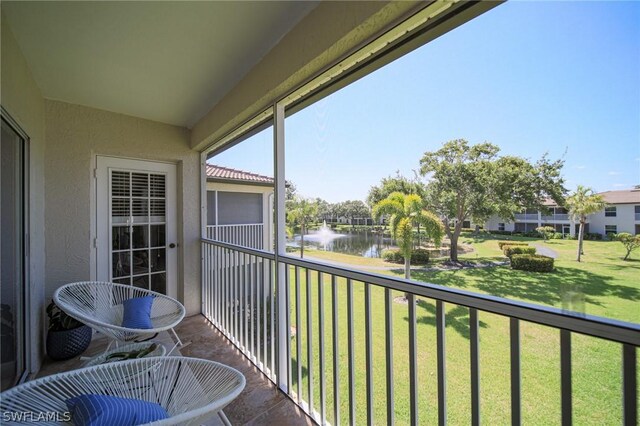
[612,183,628,188]
[608,171,622,176]
[574,165,586,170]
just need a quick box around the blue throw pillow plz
[65,394,169,426]
[121,296,154,329]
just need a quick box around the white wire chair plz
[54,282,186,353]
[0,357,246,425]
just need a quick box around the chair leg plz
[167,328,183,355]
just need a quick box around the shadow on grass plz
[409,264,640,313]
[402,301,489,340]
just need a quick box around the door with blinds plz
[96,157,177,299]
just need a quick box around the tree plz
[536,226,556,242]
[372,192,444,283]
[285,180,297,201]
[419,139,565,262]
[286,197,318,259]
[614,233,640,261]
[366,171,426,208]
[565,186,606,262]
[341,200,371,228]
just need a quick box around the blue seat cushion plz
[121,296,154,329]
[65,394,169,426]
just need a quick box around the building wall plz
[1,12,47,373]
[485,217,515,232]
[44,101,201,315]
[588,204,639,235]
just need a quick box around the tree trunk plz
[300,224,305,259]
[449,224,462,263]
[404,256,411,300]
[576,221,584,262]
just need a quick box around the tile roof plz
[597,189,640,205]
[206,164,274,184]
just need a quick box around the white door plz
[96,157,177,299]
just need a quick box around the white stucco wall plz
[44,101,201,315]
[1,12,47,372]
[588,204,640,235]
[485,217,515,232]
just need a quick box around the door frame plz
[93,155,178,299]
[0,107,31,386]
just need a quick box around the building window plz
[605,225,617,235]
[605,206,616,217]
[498,223,505,231]
[463,220,471,228]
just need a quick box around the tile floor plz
[38,315,315,426]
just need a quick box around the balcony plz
[201,238,640,425]
[541,214,570,221]
[514,213,538,221]
[37,316,315,425]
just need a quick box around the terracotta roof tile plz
[206,164,273,184]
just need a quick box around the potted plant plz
[46,301,92,360]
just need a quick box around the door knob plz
[169,243,176,249]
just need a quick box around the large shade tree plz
[419,139,565,262]
[366,172,426,208]
[372,192,444,281]
[286,196,318,259]
[565,186,606,262]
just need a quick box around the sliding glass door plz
[1,116,27,391]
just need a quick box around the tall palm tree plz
[565,186,606,262]
[372,192,444,280]
[286,197,318,259]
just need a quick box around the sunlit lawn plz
[287,233,639,425]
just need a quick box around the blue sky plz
[212,1,640,203]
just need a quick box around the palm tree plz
[372,192,444,281]
[286,196,318,259]
[565,186,606,262]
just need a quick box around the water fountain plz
[294,220,346,250]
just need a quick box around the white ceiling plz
[2,1,318,127]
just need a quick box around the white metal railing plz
[206,224,264,249]
[514,213,538,221]
[201,238,639,425]
[541,214,569,221]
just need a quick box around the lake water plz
[290,229,393,257]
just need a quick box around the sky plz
[211,1,640,203]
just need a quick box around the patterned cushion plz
[121,296,154,329]
[65,394,168,426]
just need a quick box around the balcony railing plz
[514,213,538,221]
[201,238,639,425]
[206,224,264,249]
[541,214,569,221]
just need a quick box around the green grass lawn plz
[286,234,639,425]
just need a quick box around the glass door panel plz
[110,170,167,294]
[1,117,26,391]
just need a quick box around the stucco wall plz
[588,204,640,235]
[1,12,47,373]
[44,101,201,314]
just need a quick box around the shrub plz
[498,241,528,250]
[503,245,536,258]
[488,230,513,236]
[614,232,640,261]
[511,254,554,272]
[550,232,564,239]
[382,248,430,264]
[584,232,603,241]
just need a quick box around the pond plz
[288,226,451,258]
[289,228,392,258]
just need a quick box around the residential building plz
[485,189,640,236]
[205,164,274,250]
